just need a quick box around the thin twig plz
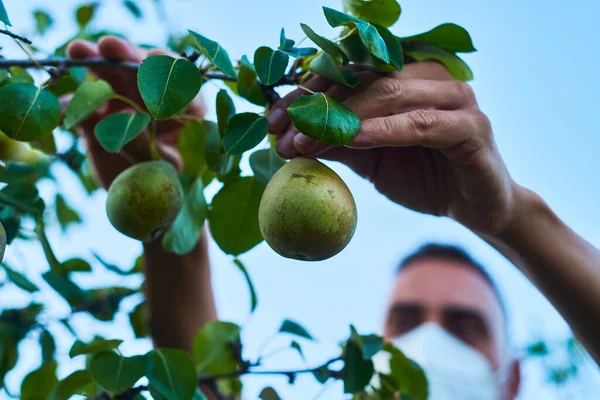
[0,29,32,45]
[198,356,342,384]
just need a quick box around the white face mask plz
[372,323,510,400]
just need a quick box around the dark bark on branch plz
[0,57,285,104]
[0,29,32,45]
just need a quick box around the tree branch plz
[0,29,32,45]
[197,356,343,385]
[0,57,285,104]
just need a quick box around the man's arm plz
[144,229,216,352]
[66,37,217,352]
[485,186,600,362]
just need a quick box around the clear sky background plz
[2,0,600,399]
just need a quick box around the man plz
[379,243,520,399]
[65,36,600,399]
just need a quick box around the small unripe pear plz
[258,157,357,261]
[0,221,6,263]
[106,161,183,242]
[0,131,50,165]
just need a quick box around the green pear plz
[106,161,183,242]
[258,157,357,261]
[0,221,6,263]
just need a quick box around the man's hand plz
[268,62,516,236]
[65,36,205,188]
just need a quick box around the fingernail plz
[267,108,285,130]
[276,129,299,159]
[294,134,331,155]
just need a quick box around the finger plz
[401,61,455,81]
[349,109,489,152]
[276,129,301,159]
[289,72,379,156]
[267,77,334,134]
[342,78,476,120]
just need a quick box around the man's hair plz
[397,243,507,317]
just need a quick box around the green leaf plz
[280,320,314,340]
[94,112,151,153]
[90,351,145,393]
[375,25,403,71]
[76,3,98,29]
[0,162,46,185]
[237,55,267,106]
[233,258,257,313]
[43,271,90,306]
[123,0,142,19]
[55,194,81,232]
[313,366,331,384]
[208,177,264,255]
[0,84,61,142]
[323,7,389,63]
[188,30,237,78]
[47,67,87,97]
[0,182,45,215]
[342,0,401,28]
[1,263,38,292]
[48,370,93,400]
[163,174,207,255]
[278,29,318,58]
[21,361,58,400]
[0,0,10,25]
[145,348,198,400]
[259,387,282,400]
[223,113,269,155]
[301,24,348,64]
[138,55,202,120]
[402,41,473,81]
[287,93,361,146]
[64,80,114,130]
[129,301,148,338]
[204,122,235,176]
[249,148,286,186]
[40,330,55,365]
[61,258,92,273]
[383,343,428,400]
[280,28,295,50]
[344,341,374,393]
[0,336,18,387]
[69,337,123,358]
[85,287,137,322]
[309,52,359,87]
[33,10,53,35]
[193,321,240,375]
[291,341,305,361]
[403,23,476,53]
[217,89,236,137]
[349,326,383,359]
[8,67,34,84]
[527,341,549,356]
[254,47,289,85]
[179,122,209,175]
[93,252,142,275]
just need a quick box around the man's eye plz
[387,311,422,335]
[446,316,487,345]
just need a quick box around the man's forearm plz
[143,228,216,353]
[484,185,600,363]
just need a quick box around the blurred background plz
[1,0,600,398]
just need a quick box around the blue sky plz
[2,0,600,399]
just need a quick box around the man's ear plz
[506,359,521,400]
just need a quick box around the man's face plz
[383,257,507,369]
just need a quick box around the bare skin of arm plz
[270,62,600,364]
[66,36,216,353]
